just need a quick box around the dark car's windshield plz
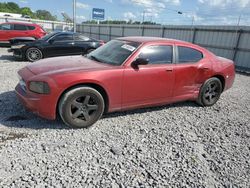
[40,32,58,41]
[86,40,141,66]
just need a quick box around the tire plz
[197,77,223,106]
[26,47,43,62]
[59,86,105,128]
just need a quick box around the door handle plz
[200,67,209,71]
[165,69,173,72]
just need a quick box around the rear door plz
[46,33,75,57]
[0,23,14,41]
[173,45,212,97]
[12,24,29,38]
[73,34,92,54]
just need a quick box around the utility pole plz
[142,10,145,24]
[237,14,242,26]
[73,0,76,32]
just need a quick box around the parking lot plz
[0,47,249,187]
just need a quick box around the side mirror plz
[132,58,149,68]
[48,39,54,44]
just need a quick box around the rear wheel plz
[26,47,43,62]
[197,77,223,106]
[59,87,105,128]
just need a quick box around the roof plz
[0,22,37,26]
[117,36,187,44]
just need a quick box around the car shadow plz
[0,55,16,61]
[0,90,200,130]
[0,44,11,48]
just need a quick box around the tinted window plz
[14,24,27,30]
[27,26,35,30]
[138,45,172,64]
[53,33,73,41]
[178,46,203,63]
[74,34,90,41]
[0,24,13,30]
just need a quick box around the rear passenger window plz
[53,34,73,41]
[178,46,203,63]
[0,24,13,30]
[14,24,27,30]
[138,45,173,64]
[27,26,35,30]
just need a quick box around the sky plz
[2,0,250,25]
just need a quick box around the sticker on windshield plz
[121,44,136,51]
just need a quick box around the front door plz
[46,33,75,57]
[122,44,175,109]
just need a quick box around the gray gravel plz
[0,47,250,187]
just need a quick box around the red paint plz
[0,22,46,41]
[16,37,235,120]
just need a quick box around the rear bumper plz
[224,65,235,91]
[15,84,56,120]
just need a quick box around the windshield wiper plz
[89,55,102,63]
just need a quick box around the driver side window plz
[138,45,173,64]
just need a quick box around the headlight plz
[11,44,26,49]
[29,81,50,94]
[18,75,27,91]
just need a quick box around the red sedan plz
[15,37,235,128]
[0,22,46,43]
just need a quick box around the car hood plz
[27,56,111,75]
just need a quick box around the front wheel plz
[197,77,223,106]
[26,47,43,62]
[59,87,105,128]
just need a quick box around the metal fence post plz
[109,25,112,40]
[161,26,165,38]
[192,28,197,44]
[233,29,243,61]
[98,24,101,40]
[122,25,125,37]
[89,25,92,37]
[52,22,55,31]
[141,25,145,36]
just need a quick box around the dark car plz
[16,37,235,128]
[10,31,104,62]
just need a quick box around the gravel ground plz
[0,47,249,187]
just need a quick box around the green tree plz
[0,2,20,13]
[35,10,57,21]
[5,2,20,13]
[20,7,34,18]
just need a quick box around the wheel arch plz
[56,83,109,117]
[25,47,44,60]
[211,74,225,91]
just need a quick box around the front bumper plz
[12,49,23,59]
[15,84,56,120]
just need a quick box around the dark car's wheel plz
[59,87,105,128]
[26,47,43,62]
[197,77,223,106]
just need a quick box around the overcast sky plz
[5,0,250,25]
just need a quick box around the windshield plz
[86,40,141,66]
[40,32,58,41]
